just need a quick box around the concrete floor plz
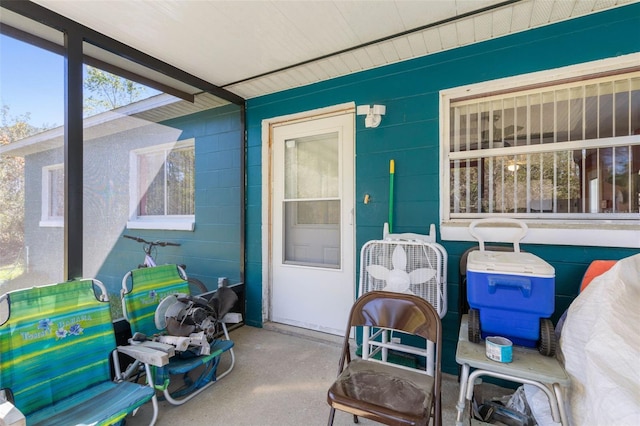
[125,323,507,426]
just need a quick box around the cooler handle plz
[487,275,532,297]
[468,218,528,252]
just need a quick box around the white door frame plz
[260,102,356,324]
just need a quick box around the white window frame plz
[440,53,640,248]
[127,139,195,231]
[40,163,64,227]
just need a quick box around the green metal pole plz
[389,159,395,233]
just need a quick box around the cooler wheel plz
[468,308,481,343]
[538,318,557,357]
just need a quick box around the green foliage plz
[0,106,32,262]
[0,262,24,282]
[83,66,146,116]
[109,293,124,320]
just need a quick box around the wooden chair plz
[327,291,442,426]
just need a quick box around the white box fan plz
[359,223,448,319]
[358,223,447,375]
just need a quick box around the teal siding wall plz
[245,5,640,373]
[97,104,243,297]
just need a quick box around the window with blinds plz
[445,71,640,220]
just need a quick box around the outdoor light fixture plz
[357,104,386,128]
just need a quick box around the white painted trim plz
[447,135,640,160]
[442,221,640,249]
[38,220,63,228]
[0,94,182,157]
[440,53,640,100]
[126,219,195,231]
[129,148,139,220]
[40,163,63,225]
[261,102,356,324]
[261,120,271,325]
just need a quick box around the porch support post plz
[64,27,83,280]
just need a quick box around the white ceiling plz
[31,0,636,101]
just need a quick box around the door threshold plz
[263,322,344,347]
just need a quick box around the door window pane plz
[284,200,340,268]
[285,133,339,199]
[283,131,341,268]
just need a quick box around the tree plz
[83,66,146,116]
[1,69,148,271]
[0,105,42,261]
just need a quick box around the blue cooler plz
[467,250,555,347]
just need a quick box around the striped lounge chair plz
[0,279,159,426]
[120,264,236,405]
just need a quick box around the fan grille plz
[359,240,447,318]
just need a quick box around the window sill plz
[39,219,63,228]
[441,220,640,248]
[126,219,194,231]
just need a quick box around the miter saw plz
[150,286,238,356]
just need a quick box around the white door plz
[271,113,355,336]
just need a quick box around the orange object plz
[580,260,617,292]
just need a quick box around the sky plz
[0,34,64,128]
[1,33,159,130]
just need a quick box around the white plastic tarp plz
[560,253,640,425]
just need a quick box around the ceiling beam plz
[0,23,196,103]
[1,0,245,105]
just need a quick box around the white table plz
[455,315,570,425]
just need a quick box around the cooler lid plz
[467,250,555,277]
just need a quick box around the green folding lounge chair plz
[120,264,236,405]
[0,279,160,426]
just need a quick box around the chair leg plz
[328,408,335,426]
[353,414,359,423]
[434,397,442,426]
